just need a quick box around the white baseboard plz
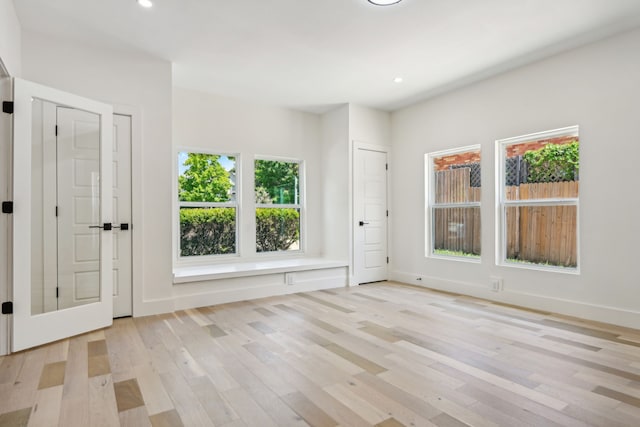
[390,270,640,330]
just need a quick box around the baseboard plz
[133,297,175,317]
[390,270,640,330]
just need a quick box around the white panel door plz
[57,112,132,316]
[354,146,388,284]
[12,78,113,352]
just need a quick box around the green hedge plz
[180,207,300,256]
[256,208,300,252]
[180,208,236,256]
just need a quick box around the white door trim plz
[113,105,141,317]
[351,140,391,285]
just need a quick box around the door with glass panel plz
[12,78,113,352]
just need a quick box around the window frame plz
[174,148,241,265]
[425,144,481,262]
[254,155,305,255]
[496,125,580,273]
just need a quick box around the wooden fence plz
[505,181,578,267]
[433,169,481,255]
[433,168,578,266]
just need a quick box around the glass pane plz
[504,137,579,200]
[178,152,236,202]
[31,99,103,314]
[256,208,300,252]
[180,207,236,256]
[432,207,481,257]
[255,159,299,204]
[505,205,577,268]
[433,150,481,204]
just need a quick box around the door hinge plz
[55,125,58,136]
[2,101,13,114]
[55,206,58,217]
[386,210,389,217]
[1,301,13,314]
[387,257,389,264]
[56,287,59,299]
[2,201,13,214]
[385,163,388,171]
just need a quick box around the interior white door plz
[56,112,132,316]
[112,114,132,317]
[354,146,388,284]
[12,78,113,352]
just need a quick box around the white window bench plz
[173,258,348,284]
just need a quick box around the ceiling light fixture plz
[393,77,403,83]
[368,0,403,5]
[137,0,153,8]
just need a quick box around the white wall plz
[320,104,391,284]
[173,87,323,259]
[21,31,174,315]
[349,104,391,147]
[321,105,350,262]
[0,0,21,76]
[390,28,640,328]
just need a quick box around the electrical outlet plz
[285,273,295,286]
[490,277,503,292]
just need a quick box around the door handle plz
[359,221,370,226]
[89,222,112,231]
[113,223,129,230]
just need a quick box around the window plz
[177,152,238,258]
[255,158,302,253]
[426,146,481,260]
[497,126,579,271]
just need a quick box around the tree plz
[254,160,298,204]
[179,153,233,202]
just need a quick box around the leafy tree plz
[254,160,299,204]
[179,153,233,202]
[523,141,579,183]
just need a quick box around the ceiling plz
[14,0,640,113]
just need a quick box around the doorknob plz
[113,223,129,230]
[89,222,112,230]
[359,221,370,226]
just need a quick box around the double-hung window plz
[497,126,579,271]
[254,158,303,253]
[426,146,481,260]
[177,152,239,258]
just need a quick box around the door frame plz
[113,105,141,318]
[351,140,391,285]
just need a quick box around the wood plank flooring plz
[1,281,640,426]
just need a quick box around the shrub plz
[179,207,300,256]
[179,208,236,256]
[256,208,300,252]
[523,141,579,183]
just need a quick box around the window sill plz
[173,257,348,284]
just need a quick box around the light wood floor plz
[1,282,640,427]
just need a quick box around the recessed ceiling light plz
[394,77,403,83]
[368,0,403,5]
[137,0,153,8]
